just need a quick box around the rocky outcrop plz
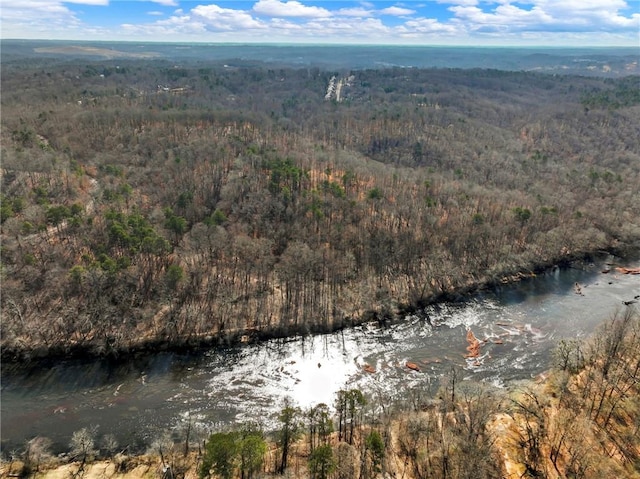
[406,361,420,372]
[465,329,481,358]
[615,266,640,274]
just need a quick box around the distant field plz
[34,45,161,59]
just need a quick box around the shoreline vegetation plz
[1,55,639,365]
[0,250,633,365]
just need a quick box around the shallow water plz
[1,259,639,453]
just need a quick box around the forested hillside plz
[1,57,639,359]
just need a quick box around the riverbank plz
[0,455,168,479]
[3,249,633,367]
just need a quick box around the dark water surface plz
[2,258,639,453]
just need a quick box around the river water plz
[2,258,639,454]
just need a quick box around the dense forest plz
[1,55,640,360]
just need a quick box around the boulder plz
[406,361,420,372]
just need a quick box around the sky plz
[1,0,639,46]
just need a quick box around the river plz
[1,258,639,454]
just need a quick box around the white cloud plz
[0,0,105,14]
[191,4,265,31]
[539,0,628,11]
[449,0,639,33]
[60,0,108,4]
[0,0,90,38]
[401,17,460,33]
[122,14,207,37]
[268,17,305,31]
[0,0,107,23]
[380,6,416,16]
[441,0,477,5]
[535,0,640,28]
[297,17,390,38]
[253,0,332,18]
[450,4,551,27]
[1,0,638,45]
[337,7,374,17]
[149,0,178,6]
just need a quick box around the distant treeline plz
[2,41,639,74]
[1,58,639,359]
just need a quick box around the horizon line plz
[2,38,638,49]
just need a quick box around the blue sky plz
[2,0,639,46]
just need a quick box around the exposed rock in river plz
[363,364,376,374]
[405,361,420,372]
[465,329,481,358]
